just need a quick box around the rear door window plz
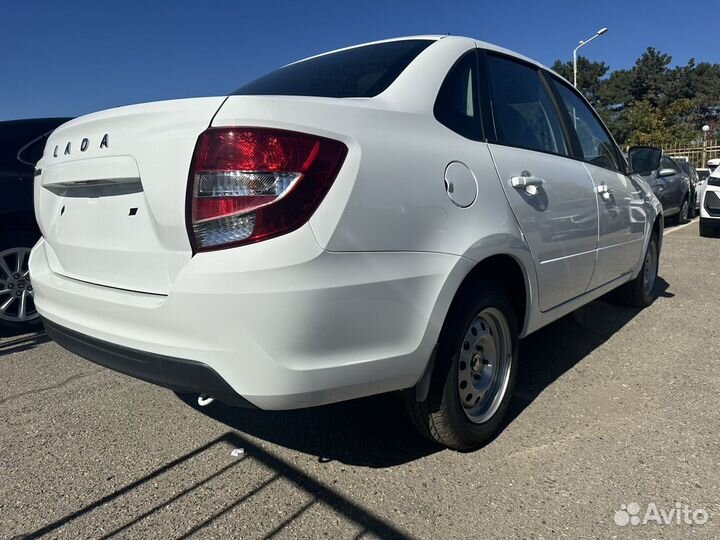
[550,77,622,172]
[434,51,482,140]
[485,54,568,156]
[233,40,432,98]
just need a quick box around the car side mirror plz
[657,168,676,178]
[628,146,662,175]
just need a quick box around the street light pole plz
[573,27,608,88]
[702,125,710,168]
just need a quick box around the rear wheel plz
[0,232,41,329]
[614,234,659,308]
[406,284,518,450]
[675,198,690,225]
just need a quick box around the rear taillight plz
[187,127,347,252]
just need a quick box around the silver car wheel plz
[457,307,513,424]
[0,247,38,323]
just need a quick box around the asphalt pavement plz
[1,218,719,539]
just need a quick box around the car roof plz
[295,35,558,77]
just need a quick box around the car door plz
[658,156,684,213]
[548,76,646,288]
[482,52,599,312]
[660,156,685,211]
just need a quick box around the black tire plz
[0,231,42,331]
[614,233,659,308]
[675,198,690,225]
[406,283,518,450]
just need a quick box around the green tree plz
[552,46,720,146]
[550,56,609,105]
[626,98,695,145]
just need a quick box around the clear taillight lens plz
[187,128,347,252]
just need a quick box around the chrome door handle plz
[597,183,613,200]
[511,172,545,195]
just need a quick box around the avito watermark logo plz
[614,502,708,527]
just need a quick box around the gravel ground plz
[1,218,718,539]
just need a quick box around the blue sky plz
[2,0,717,120]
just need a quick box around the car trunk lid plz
[35,97,226,295]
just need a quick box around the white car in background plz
[29,36,663,449]
[696,168,711,207]
[700,167,720,237]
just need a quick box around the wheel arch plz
[443,253,531,338]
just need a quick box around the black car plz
[676,159,700,216]
[1,118,72,328]
[639,155,692,225]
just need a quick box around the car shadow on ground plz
[504,276,671,429]
[21,431,415,540]
[179,391,439,468]
[0,328,49,357]
[0,320,44,338]
[187,277,673,467]
[17,279,673,540]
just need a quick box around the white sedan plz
[30,36,663,449]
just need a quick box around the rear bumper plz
[30,230,469,409]
[700,217,720,236]
[43,318,255,406]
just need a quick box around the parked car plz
[29,36,664,450]
[639,155,692,224]
[700,167,720,237]
[697,168,711,207]
[0,118,71,328]
[676,160,700,216]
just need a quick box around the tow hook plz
[197,394,215,407]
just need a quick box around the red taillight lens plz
[187,128,347,252]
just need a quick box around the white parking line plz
[664,217,699,235]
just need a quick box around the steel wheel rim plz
[642,241,658,297]
[681,201,688,221]
[0,247,37,323]
[457,307,513,424]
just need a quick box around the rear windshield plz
[233,39,433,98]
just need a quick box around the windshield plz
[233,39,433,98]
